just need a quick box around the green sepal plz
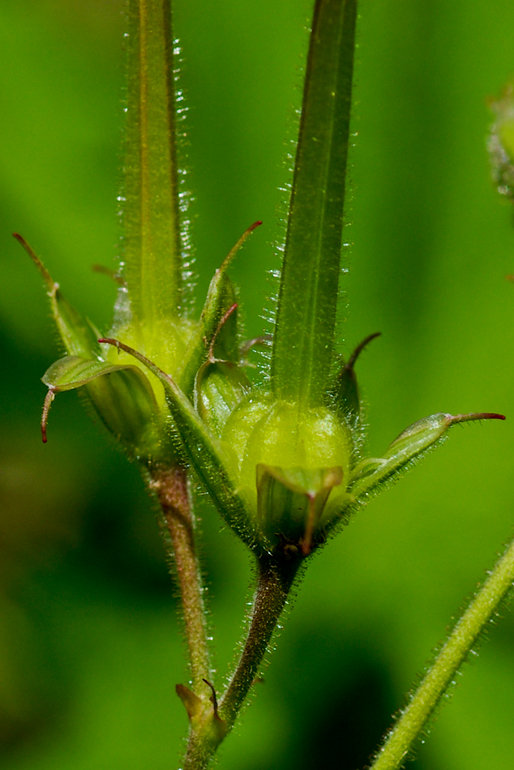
[99,338,258,550]
[177,222,261,395]
[14,234,100,357]
[348,412,505,503]
[196,360,250,438]
[42,355,154,393]
[41,355,165,461]
[256,464,343,555]
[177,271,237,395]
[176,684,203,722]
[330,332,381,428]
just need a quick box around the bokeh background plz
[1,0,514,768]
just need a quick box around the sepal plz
[330,332,381,428]
[176,222,261,395]
[348,411,505,502]
[41,354,165,461]
[256,464,343,555]
[196,360,250,438]
[14,234,100,357]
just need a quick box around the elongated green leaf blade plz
[271,0,358,408]
[121,0,184,328]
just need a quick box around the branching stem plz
[179,554,301,770]
[369,533,514,770]
[219,554,301,727]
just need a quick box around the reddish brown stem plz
[148,464,211,694]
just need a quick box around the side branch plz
[219,554,301,728]
[369,533,514,770]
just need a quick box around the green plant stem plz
[369,534,514,770]
[180,555,301,770]
[219,554,300,726]
[148,464,211,694]
[182,737,211,770]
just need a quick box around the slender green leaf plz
[271,0,358,408]
[121,0,184,328]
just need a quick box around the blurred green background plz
[1,0,514,768]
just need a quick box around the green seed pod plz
[222,394,354,551]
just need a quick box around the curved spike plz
[449,412,506,425]
[41,388,56,443]
[220,221,262,273]
[13,233,54,292]
[347,331,381,370]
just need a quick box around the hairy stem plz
[148,464,211,693]
[180,554,301,769]
[369,534,514,770]
[219,554,301,727]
